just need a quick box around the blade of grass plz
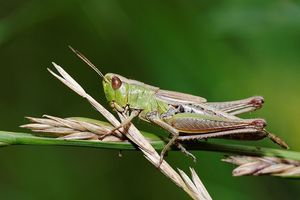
[0,129,299,161]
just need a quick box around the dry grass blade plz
[47,62,211,200]
[48,63,122,131]
[118,112,211,199]
[190,168,212,200]
[178,168,212,200]
[223,155,300,178]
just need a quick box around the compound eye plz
[111,76,122,90]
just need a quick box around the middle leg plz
[146,112,182,165]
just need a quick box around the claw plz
[176,143,197,162]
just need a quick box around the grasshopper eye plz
[111,76,122,90]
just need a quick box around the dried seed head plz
[21,115,123,141]
[40,62,212,200]
[223,155,300,178]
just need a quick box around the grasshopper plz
[69,47,288,163]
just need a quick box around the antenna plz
[68,46,108,82]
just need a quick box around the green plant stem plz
[0,130,299,161]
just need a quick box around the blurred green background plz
[1,0,300,199]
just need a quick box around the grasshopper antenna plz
[68,45,108,82]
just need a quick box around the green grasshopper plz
[69,47,288,162]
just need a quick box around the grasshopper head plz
[103,73,129,110]
[68,46,130,111]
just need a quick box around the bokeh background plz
[1,0,300,199]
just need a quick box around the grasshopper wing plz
[156,89,207,105]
